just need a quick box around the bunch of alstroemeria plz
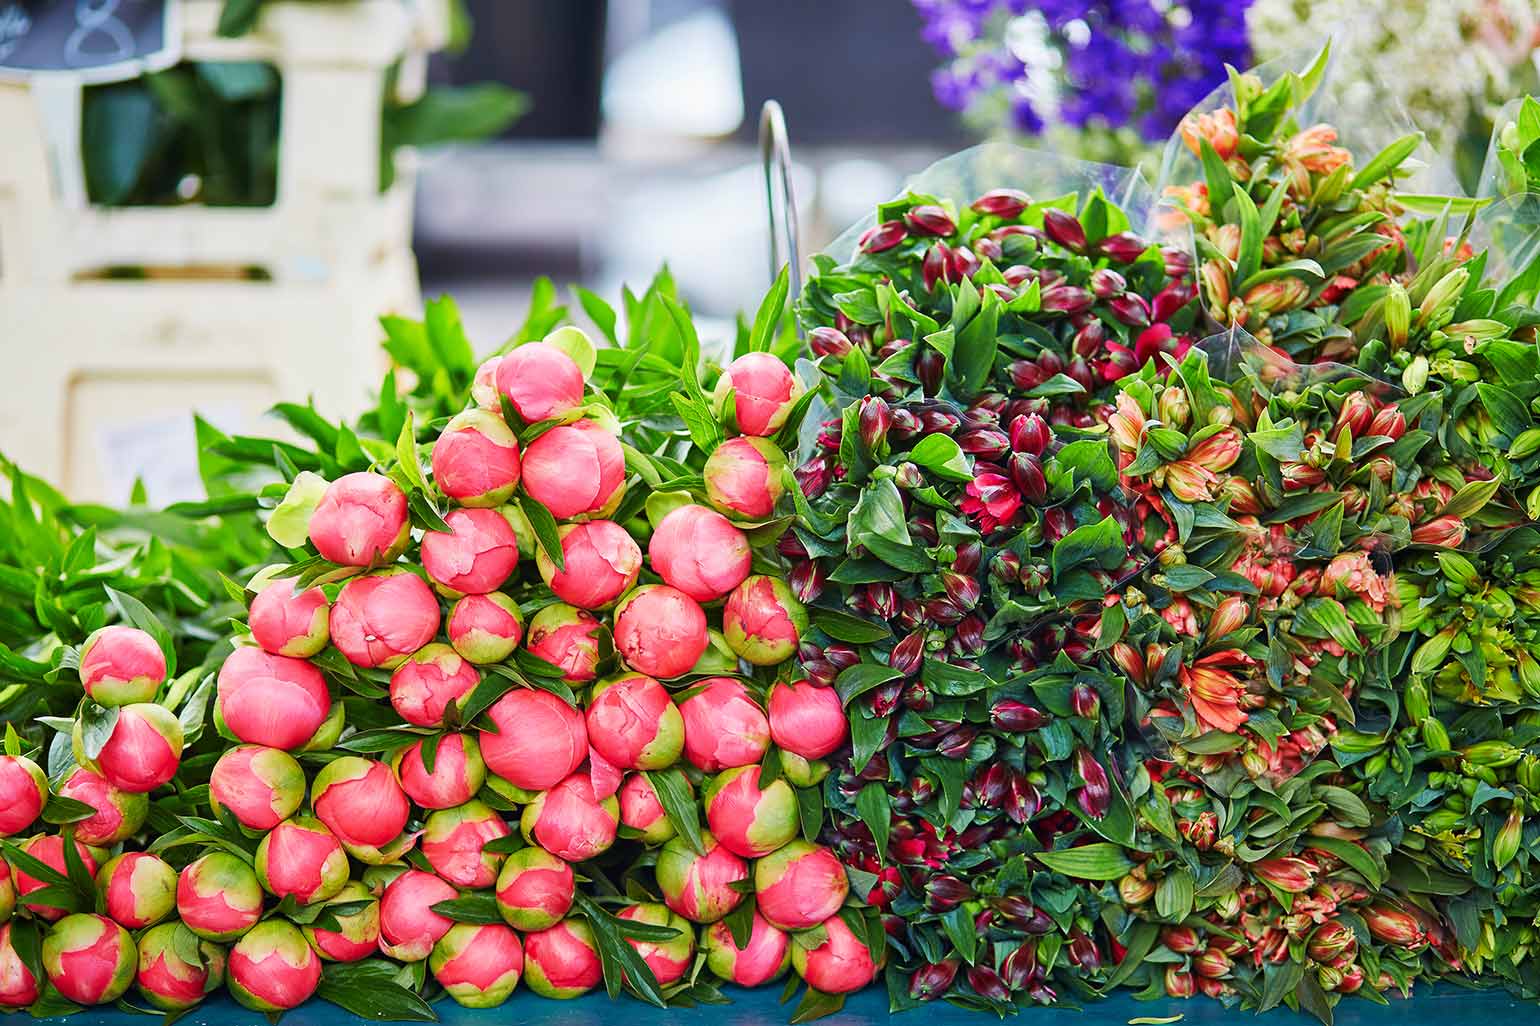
[796,183,1199,428]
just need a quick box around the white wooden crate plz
[0,0,447,502]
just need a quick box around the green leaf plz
[216,0,263,36]
[572,893,667,1007]
[266,471,329,549]
[750,267,791,353]
[542,326,598,379]
[1350,132,1423,191]
[905,434,973,483]
[77,703,119,761]
[395,413,426,491]
[1050,517,1126,580]
[834,664,904,708]
[517,497,565,572]
[809,608,891,645]
[429,893,503,924]
[1035,843,1134,880]
[1233,182,1263,286]
[1154,868,1194,922]
[856,782,890,863]
[573,287,619,346]
[104,587,175,679]
[316,975,437,1022]
[645,768,705,856]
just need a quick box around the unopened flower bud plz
[1098,232,1148,262]
[1108,294,1151,327]
[1009,413,1051,456]
[1162,926,1201,954]
[859,220,907,254]
[1090,268,1126,298]
[1384,283,1411,347]
[905,204,956,237]
[991,699,1047,732]
[1009,452,1048,503]
[1042,285,1094,314]
[1071,683,1100,719]
[1165,967,1195,998]
[910,960,959,1000]
[809,326,853,358]
[1157,387,1191,429]
[1119,874,1155,904]
[922,243,952,292]
[972,189,1030,218]
[1042,210,1087,253]
[959,428,1010,459]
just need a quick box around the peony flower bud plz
[312,756,410,849]
[618,772,681,844]
[657,831,748,923]
[614,586,709,679]
[495,340,585,423]
[768,679,848,760]
[378,870,458,963]
[421,507,520,597]
[307,472,410,567]
[714,353,804,437]
[328,569,441,669]
[520,774,619,862]
[432,409,522,508]
[522,919,602,999]
[430,923,524,1008]
[480,688,588,791]
[422,800,511,888]
[92,702,182,793]
[704,912,791,987]
[703,765,798,858]
[495,845,575,932]
[525,603,605,682]
[388,643,477,727]
[255,816,348,905]
[444,591,522,664]
[79,626,165,707]
[471,356,503,410]
[648,504,752,602]
[791,915,882,994]
[679,678,770,771]
[536,520,642,610]
[210,744,304,829]
[522,419,626,520]
[752,840,848,932]
[0,756,46,839]
[587,673,685,770]
[135,922,224,1010]
[177,852,263,942]
[41,913,136,1006]
[394,732,485,810]
[704,436,787,520]
[59,767,146,845]
[96,852,175,929]
[724,575,808,666]
[13,836,96,922]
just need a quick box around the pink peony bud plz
[421,507,520,597]
[495,341,585,423]
[613,585,708,679]
[311,756,410,849]
[703,765,798,858]
[210,744,305,830]
[177,852,263,941]
[656,831,748,923]
[216,647,331,750]
[704,911,791,987]
[480,688,588,791]
[248,577,330,658]
[525,603,605,682]
[715,353,804,437]
[79,625,165,707]
[432,409,522,508]
[753,840,848,931]
[394,732,486,809]
[59,767,146,845]
[536,520,642,610]
[723,575,808,666]
[378,870,458,962]
[422,799,510,888]
[522,918,602,999]
[307,472,409,567]
[618,903,696,985]
[704,436,787,520]
[471,357,503,411]
[390,643,479,727]
[92,702,182,793]
[41,913,136,1006]
[255,816,349,905]
[14,836,98,922]
[328,569,441,669]
[0,755,46,837]
[520,773,619,862]
[587,673,686,770]
[522,420,626,520]
[447,592,524,664]
[227,920,321,1011]
[678,678,770,771]
[648,505,752,601]
[0,922,39,1008]
[96,852,176,929]
[135,921,224,1010]
[618,771,683,844]
[430,922,524,1008]
[791,914,882,993]
[768,679,847,760]
[495,845,575,932]
[302,880,378,962]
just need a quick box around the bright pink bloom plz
[59,768,145,845]
[754,841,849,930]
[329,570,442,669]
[723,575,807,665]
[379,871,458,962]
[216,647,330,749]
[479,689,588,791]
[432,409,522,507]
[768,679,847,759]
[960,473,1022,534]
[15,836,99,921]
[495,341,585,423]
[421,507,520,596]
[716,353,802,436]
[495,847,575,932]
[656,832,748,923]
[98,852,176,929]
[248,578,330,658]
[704,436,786,519]
[79,626,165,707]
[210,744,305,830]
[522,919,602,998]
[678,678,770,771]
[521,420,625,520]
[0,756,46,836]
[613,585,708,678]
[255,817,348,904]
[536,520,641,609]
[648,504,752,601]
[703,912,790,987]
[422,801,510,888]
[308,472,409,567]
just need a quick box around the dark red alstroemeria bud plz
[967,965,1010,1001]
[1009,413,1051,457]
[902,680,933,711]
[1152,280,1196,322]
[824,644,859,671]
[999,943,1038,990]
[1161,926,1201,954]
[914,350,944,397]
[924,597,964,626]
[950,246,981,281]
[859,397,891,452]
[1097,232,1148,263]
[990,699,1047,732]
[1067,931,1101,970]
[890,631,926,677]
[1008,359,1046,391]
[937,725,976,759]
[1042,285,1094,314]
[991,551,1022,583]
[1090,268,1126,298]
[952,541,983,575]
[808,325,853,358]
[922,243,952,292]
[894,462,925,490]
[777,532,808,559]
[862,583,898,621]
[1042,210,1087,253]
[790,559,826,604]
[868,681,901,718]
[1107,293,1152,327]
[1072,319,1108,358]
[956,613,985,653]
[1368,405,1406,439]
[972,188,1030,218]
[1043,506,1075,542]
[992,896,1052,934]
[910,960,960,1000]
[1075,748,1111,819]
[860,219,907,253]
[1004,771,1041,823]
[795,456,830,499]
[1071,683,1100,719]
[973,236,1003,263]
[959,428,1010,459]
[803,658,837,689]
[985,283,1017,303]
[905,204,956,237]
[925,875,972,911]
[940,570,981,610]
[920,409,961,436]
[1066,356,1095,392]
[973,763,1009,806]
[1162,247,1193,278]
[1165,967,1195,998]
[1009,452,1048,504]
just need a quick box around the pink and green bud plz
[311,756,410,849]
[432,409,523,508]
[536,520,641,610]
[210,744,305,830]
[227,920,321,1011]
[678,678,770,772]
[430,922,524,1007]
[790,914,881,994]
[479,688,589,791]
[723,576,807,666]
[41,913,136,1005]
[704,436,787,520]
[97,852,176,929]
[496,341,585,423]
[0,861,12,923]
[1307,920,1358,963]
[472,356,504,409]
[656,831,748,923]
[1254,856,1316,894]
[303,880,379,961]
[0,922,40,1007]
[617,903,694,986]
[448,592,524,664]
[703,765,798,858]
[522,918,602,999]
[525,603,606,682]
[522,420,626,520]
[768,679,846,760]
[307,472,410,567]
[328,569,442,669]
[778,751,829,788]
[422,507,520,597]
[422,800,511,888]
[59,768,146,845]
[79,626,165,707]
[394,732,486,809]
[520,774,619,862]
[248,575,330,658]
[495,845,574,932]
[216,646,331,749]
[586,673,685,770]
[135,923,224,1011]
[753,840,849,931]
[614,586,709,680]
[0,755,47,836]
[390,643,480,727]
[378,870,457,962]
[648,504,753,601]
[1364,904,1427,949]
[713,353,803,437]
[177,853,262,942]
[14,835,99,921]
[703,912,790,987]
[255,816,348,905]
[93,702,182,793]
[618,772,682,843]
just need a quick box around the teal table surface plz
[7,985,1532,1025]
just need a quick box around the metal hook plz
[758,99,802,319]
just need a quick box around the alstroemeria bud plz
[1097,232,1147,262]
[914,350,945,396]
[922,243,952,292]
[1417,267,1469,325]
[991,551,1022,584]
[789,560,826,605]
[1067,932,1100,970]
[1187,427,1241,472]
[1119,874,1155,904]
[1043,210,1087,253]
[888,631,926,677]
[859,220,907,253]
[967,965,1010,1001]
[1107,294,1151,327]
[1165,967,1195,998]
[795,456,831,500]
[1194,947,1232,979]
[972,189,1030,218]
[1008,452,1047,503]
[1411,516,1466,547]
[1072,319,1108,358]
[1004,772,1041,823]
[808,326,853,358]
[905,205,955,237]
[1090,268,1126,298]
[1042,285,1094,314]
[1334,391,1375,439]
[960,428,1010,459]
[1161,926,1201,954]
[924,875,971,911]
[1071,684,1100,719]
[1384,283,1411,347]
[1494,807,1523,868]
[956,614,985,653]
[1153,280,1195,322]
[951,246,980,280]
[859,397,891,451]
[1364,904,1425,949]
[1368,405,1406,439]
[939,571,981,611]
[1308,921,1357,963]
[1162,247,1193,277]
[1255,856,1316,893]
[910,959,959,1000]
[1244,277,1310,317]
[992,700,1047,732]
[864,583,898,621]
[1155,387,1191,431]
[1074,748,1110,818]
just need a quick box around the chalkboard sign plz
[0,0,179,82]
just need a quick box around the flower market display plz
[6,42,1540,1026]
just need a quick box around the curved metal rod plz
[758,99,802,320]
